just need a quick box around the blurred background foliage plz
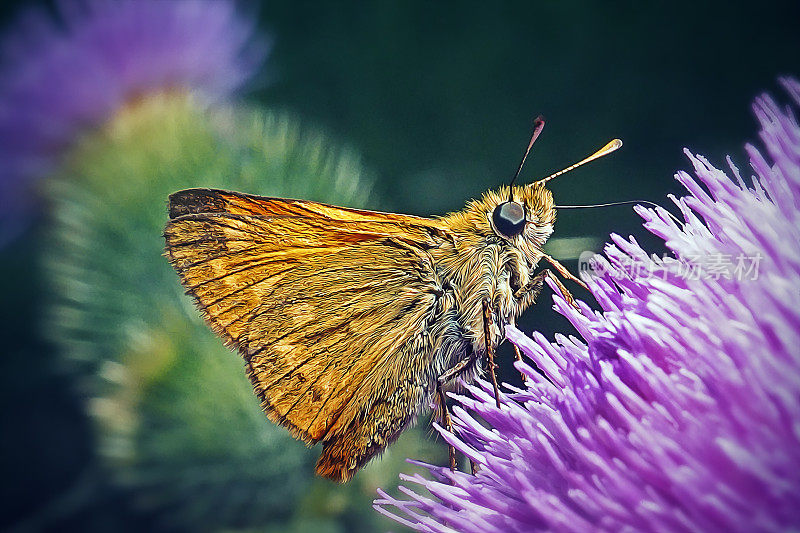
[1,0,799,531]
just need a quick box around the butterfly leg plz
[542,254,589,297]
[515,267,579,310]
[482,298,502,409]
[513,269,547,301]
[435,384,457,471]
[436,351,478,472]
[510,270,549,381]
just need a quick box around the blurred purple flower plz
[0,0,267,242]
[375,78,800,532]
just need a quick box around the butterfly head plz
[486,182,556,252]
[445,182,555,260]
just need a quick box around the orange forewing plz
[164,189,447,481]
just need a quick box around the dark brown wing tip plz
[168,188,229,219]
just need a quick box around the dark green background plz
[2,0,799,530]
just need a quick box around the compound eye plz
[492,201,526,238]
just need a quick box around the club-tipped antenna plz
[535,138,623,186]
[508,116,546,201]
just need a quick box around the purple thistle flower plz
[0,0,267,242]
[375,78,800,532]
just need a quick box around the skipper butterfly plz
[164,117,621,481]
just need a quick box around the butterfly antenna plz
[508,115,546,201]
[535,138,623,186]
[555,199,683,225]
